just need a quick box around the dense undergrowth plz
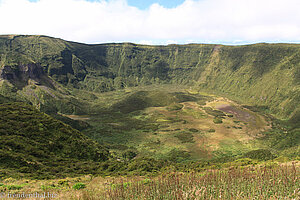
[0,102,109,179]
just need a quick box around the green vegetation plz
[0,35,299,198]
[244,149,277,161]
[213,117,223,124]
[0,102,109,179]
[1,161,297,199]
[111,90,177,113]
[0,184,24,191]
[72,182,86,190]
[203,107,226,118]
[174,131,194,143]
[1,35,299,119]
[104,164,299,200]
[166,103,183,111]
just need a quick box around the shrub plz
[142,178,151,185]
[244,149,277,161]
[58,179,69,186]
[73,183,86,190]
[123,182,131,189]
[122,150,137,160]
[5,185,23,190]
[213,117,223,124]
[189,128,199,133]
[203,107,226,117]
[41,184,56,190]
[174,132,194,143]
[231,158,258,166]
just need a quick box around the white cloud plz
[0,0,299,44]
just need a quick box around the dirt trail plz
[62,114,90,121]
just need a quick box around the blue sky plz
[1,0,300,45]
[127,0,185,9]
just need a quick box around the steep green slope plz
[198,44,300,119]
[74,43,300,119]
[0,35,299,120]
[0,102,109,178]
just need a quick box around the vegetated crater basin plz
[61,86,271,161]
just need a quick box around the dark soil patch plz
[217,105,256,124]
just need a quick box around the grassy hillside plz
[0,102,109,179]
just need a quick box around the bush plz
[189,128,199,133]
[73,183,86,190]
[203,107,226,117]
[142,178,151,185]
[213,117,223,124]
[58,179,69,186]
[41,184,56,190]
[230,158,258,166]
[2,184,23,190]
[122,150,137,160]
[244,149,277,161]
[174,132,194,143]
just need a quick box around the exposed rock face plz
[0,63,53,88]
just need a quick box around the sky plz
[0,0,300,45]
[127,0,185,10]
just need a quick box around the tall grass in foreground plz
[103,163,299,200]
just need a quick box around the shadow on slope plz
[111,90,201,114]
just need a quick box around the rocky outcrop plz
[0,63,53,89]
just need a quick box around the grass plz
[103,163,299,200]
[2,161,297,199]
